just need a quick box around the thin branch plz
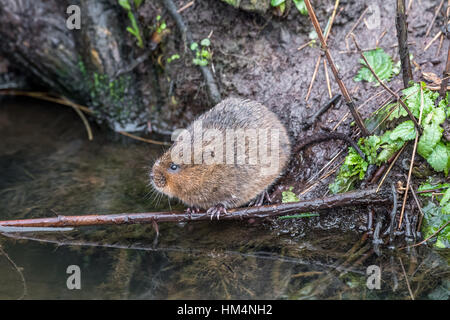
[305,0,340,102]
[0,188,391,229]
[398,85,425,228]
[440,7,450,99]
[302,94,341,129]
[117,130,171,146]
[375,143,407,192]
[396,0,413,87]
[425,0,444,37]
[409,183,425,232]
[304,0,369,136]
[399,257,415,300]
[401,220,450,249]
[351,34,422,134]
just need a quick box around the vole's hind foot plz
[207,203,227,220]
[248,190,272,207]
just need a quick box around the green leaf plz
[418,123,443,158]
[353,48,395,85]
[440,188,450,207]
[118,0,131,10]
[134,0,143,7]
[426,142,449,174]
[389,120,416,141]
[421,201,450,248]
[282,187,300,203]
[201,49,211,59]
[329,147,368,193]
[126,26,137,36]
[418,181,450,197]
[167,54,180,63]
[200,38,211,47]
[271,0,285,6]
[293,0,308,15]
[190,42,198,51]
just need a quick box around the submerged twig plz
[398,257,415,300]
[0,245,27,299]
[401,221,450,249]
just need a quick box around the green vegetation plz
[155,15,167,34]
[279,187,318,220]
[278,213,319,220]
[78,59,138,124]
[282,186,300,203]
[418,182,450,244]
[270,0,308,15]
[330,82,449,194]
[329,82,449,247]
[292,0,308,15]
[118,0,144,48]
[190,38,212,66]
[167,54,180,63]
[354,48,400,85]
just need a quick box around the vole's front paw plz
[248,190,272,207]
[185,206,200,214]
[184,206,200,219]
[207,203,227,220]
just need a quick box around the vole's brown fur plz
[150,98,291,211]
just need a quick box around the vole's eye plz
[168,163,180,173]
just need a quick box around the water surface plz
[0,98,448,300]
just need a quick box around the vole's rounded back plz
[150,98,291,210]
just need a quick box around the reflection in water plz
[0,97,448,299]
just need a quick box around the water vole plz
[150,98,291,218]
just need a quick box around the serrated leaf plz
[440,188,450,207]
[426,142,449,174]
[421,201,450,248]
[418,123,443,158]
[353,48,394,85]
[390,120,416,141]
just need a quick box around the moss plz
[78,57,140,125]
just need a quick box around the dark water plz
[0,98,448,300]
